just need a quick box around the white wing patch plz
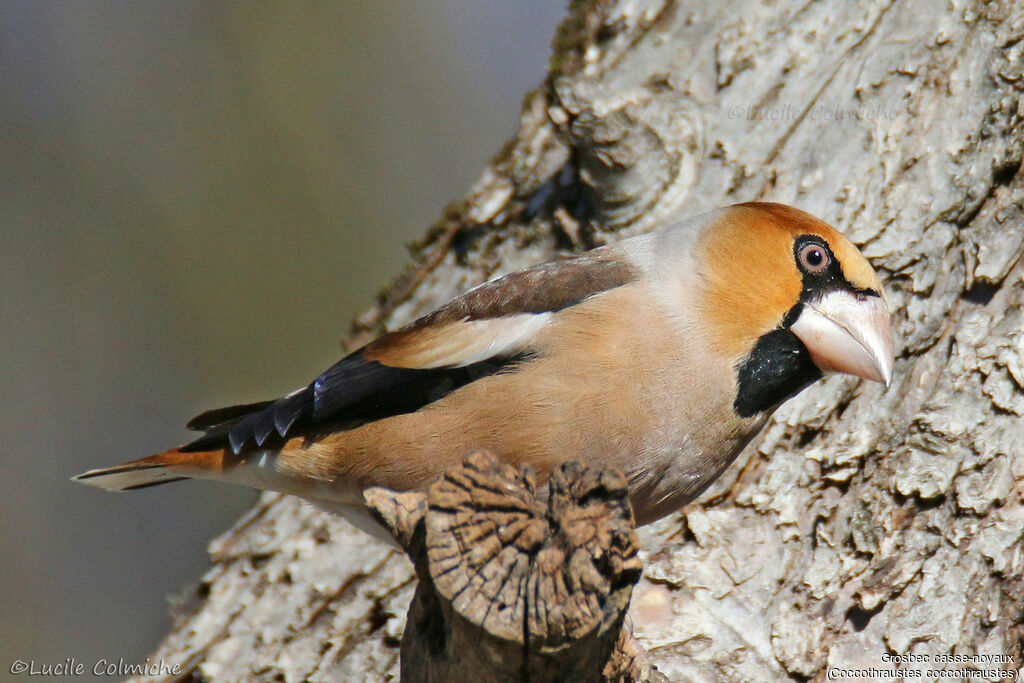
[365,313,553,369]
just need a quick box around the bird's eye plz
[797,242,830,273]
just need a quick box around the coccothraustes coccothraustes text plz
[75,202,894,537]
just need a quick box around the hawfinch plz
[75,203,894,536]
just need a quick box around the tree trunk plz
[144,0,1024,680]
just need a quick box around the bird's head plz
[695,202,894,417]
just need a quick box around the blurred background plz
[0,2,565,669]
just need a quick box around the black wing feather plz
[186,400,276,431]
[273,389,312,435]
[252,408,279,447]
[312,354,432,420]
[183,352,526,454]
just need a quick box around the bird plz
[74,202,894,538]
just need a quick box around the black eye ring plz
[797,241,830,274]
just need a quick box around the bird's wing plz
[184,249,639,453]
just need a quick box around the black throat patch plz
[732,324,822,418]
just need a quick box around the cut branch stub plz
[362,487,427,551]
[365,450,651,681]
[427,452,642,652]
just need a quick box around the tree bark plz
[145,0,1024,680]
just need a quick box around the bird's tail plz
[72,447,225,492]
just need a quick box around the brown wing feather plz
[364,249,637,368]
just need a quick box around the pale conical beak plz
[790,290,894,386]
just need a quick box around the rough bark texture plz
[142,0,1024,680]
